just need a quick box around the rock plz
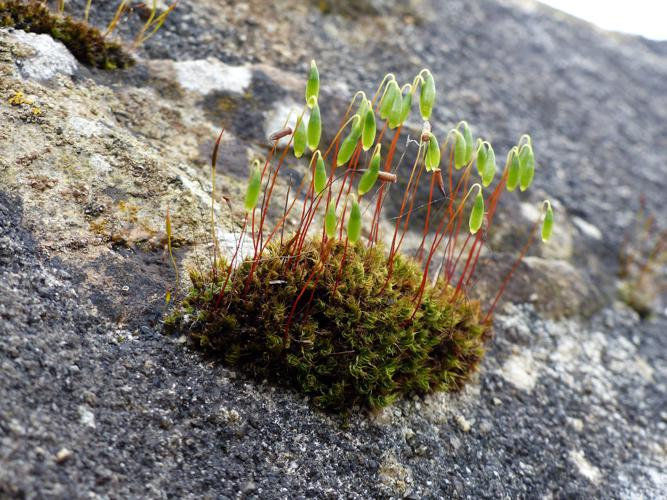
[455,415,472,432]
[10,30,78,81]
[572,216,603,241]
[54,448,73,464]
[474,255,605,319]
[478,420,493,435]
[378,452,413,496]
[173,58,252,95]
[240,481,257,494]
[497,350,539,392]
[569,450,602,484]
[78,406,96,429]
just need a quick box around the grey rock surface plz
[1,0,666,498]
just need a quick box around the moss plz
[618,283,653,319]
[0,0,133,69]
[167,238,491,413]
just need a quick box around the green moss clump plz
[0,0,133,70]
[167,238,491,412]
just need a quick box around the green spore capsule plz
[454,130,467,169]
[507,152,521,191]
[379,80,399,120]
[399,89,412,125]
[462,123,474,165]
[469,189,485,234]
[347,198,362,243]
[542,203,554,242]
[388,86,404,129]
[337,130,359,166]
[358,146,381,196]
[519,146,535,191]
[476,144,488,177]
[294,117,307,158]
[314,154,327,194]
[244,163,262,212]
[350,114,363,141]
[481,145,496,187]
[307,99,321,151]
[362,104,376,151]
[357,97,369,121]
[325,203,337,239]
[305,60,319,106]
[520,162,535,192]
[419,70,435,120]
[425,133,440,172]
[519,144,534,167]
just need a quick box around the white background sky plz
[539,0,667,40]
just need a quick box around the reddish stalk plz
[483,215,541,322]
[452,232,480,301]
[443,167,508,290]
[485,167,509,224]
[294,186,327,261]
[332,147,363,241]
[394,161,426,258]
[334,142,363,210]
[367,123,388,246]
[428,156,469,283]
[209,128,225,275]
[369,125,402,245]
[439,164,506,287]
[380,142,424,291]
[441,159,476,280]
[243,124,301,289]
[256,124,300,248]
[296,151,359,256]
[214,215,248,308]
[464,230,485,289]
[280,175,293,246]
[332,238,349,298]
[415,173,437,262]
[409,187,473,319]
[251,207,257,253]
[289,181,315,264]
[257,172,310,255]
[445,172,470,280]
[283,241,334,341]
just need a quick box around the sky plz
[539,0,667,40]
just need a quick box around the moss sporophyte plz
[166,61,555,412]
[0,0,177,69]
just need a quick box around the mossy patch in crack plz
[0,0,133,69]
[166,239,490,412]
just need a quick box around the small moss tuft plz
[167,238,490,412]
[0,0,133,69]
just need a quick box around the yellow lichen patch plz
[8,90,32,106]
[7,90,41,115]
[118,200,140,224]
